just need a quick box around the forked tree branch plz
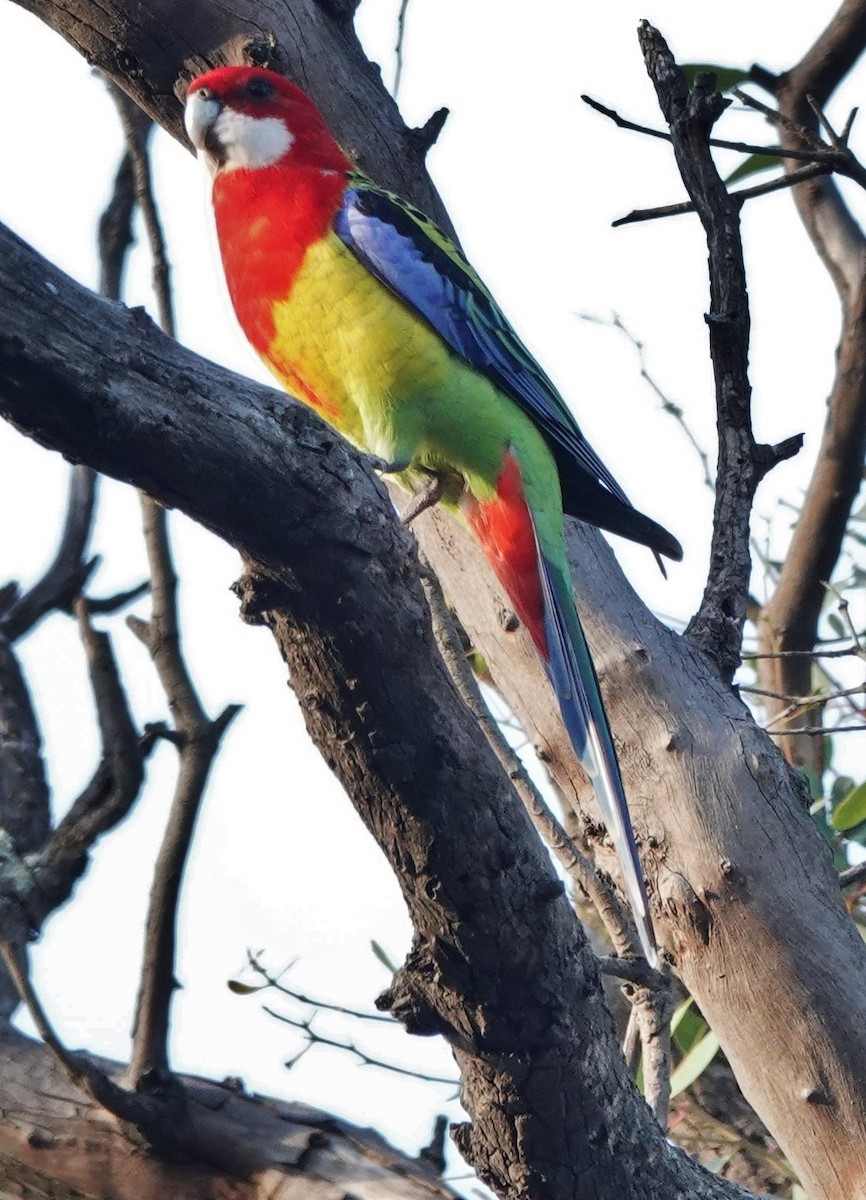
[636,23,797,680]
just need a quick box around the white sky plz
[0,0,862,1179]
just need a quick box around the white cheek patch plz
[213,109,295,171]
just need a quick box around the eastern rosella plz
[185,66,682,965]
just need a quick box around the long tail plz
[464,450,656,965]
[536,546,657,966]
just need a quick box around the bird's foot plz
[367,453,410,476]
[401,471,446,524]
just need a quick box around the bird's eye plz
[194,86,211,101]
[245,77,274,101]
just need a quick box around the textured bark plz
[0,221,746,1200]
[2,3,866,1198]
[0,1024,457,1200]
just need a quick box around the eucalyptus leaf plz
[831,780,866,831]
[682,63,752,92]
[670,1029,721,1097]
[725,153,778,185]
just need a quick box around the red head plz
[185,67,350,175]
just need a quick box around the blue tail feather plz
[536,543,657,967]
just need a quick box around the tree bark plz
[0,218,751,1200]
[0,1024,458,1200]
[3,3,866,1198]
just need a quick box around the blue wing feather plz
[334,184,631,495]
[334,179,682,563]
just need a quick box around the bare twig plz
[31,601,144,919]
[393,0,411,99]
[417,559,642,960]
[126,502,240,1087]
[244,953,397,1022]
[1,465,99,641]
[266,1007,458,1086]
[743,682,866,705]
[613,162,831,227]
[772,722,866,736]
[840,861,866,888]
[97,133,137,299]
[86,579,150,613]
[578,313,714,490]
[582,92,847,162]
[108,83,174,337]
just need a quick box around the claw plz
[401,471,446,524]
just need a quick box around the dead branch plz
[758,0,866,770]
[1,465,99,641]
[637,24,801,681]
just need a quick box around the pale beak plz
[184,88,224,162]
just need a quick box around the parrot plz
[184,66,682,966]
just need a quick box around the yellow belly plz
[258,230,559,522]
[261,232,451,465]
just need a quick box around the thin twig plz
[637,23,776,682]
[582,93,845,162]
[578,313,714,489]
[840,861,866,888]
[245,952,397,1023]
[1,466,99,641]
[108,83,175,337]
[743,646,866,659]
[613,163,831,227]
[126,496,240,1084]
[0,936,162,1127]
[743,682,866,705]
[393,0,411,99]
[771,723,866,735]
[32,600,144,921]
[266,1007,458,1086]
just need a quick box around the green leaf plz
[227,980,263,995]
[670,995,694,1033]
[673,1006,709,1056]
[831,780,866,831]
[725,153,779,185]
[370,939,398,973]
[669,1029,721,1098]
[682,63,752,93]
